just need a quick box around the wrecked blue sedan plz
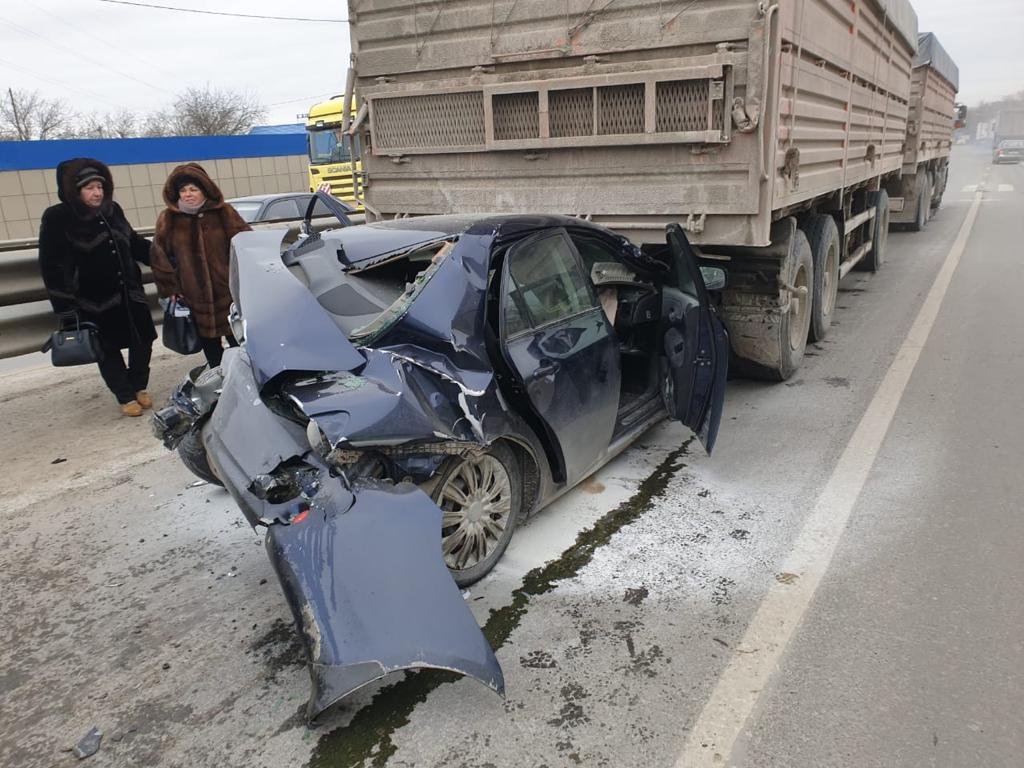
[153,209,728,719]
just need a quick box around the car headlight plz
[228,302,245,344]
[306,419,331,456]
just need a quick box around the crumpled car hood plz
[209,233,508,717]
[231,230,366,387]
[206,350,504,718]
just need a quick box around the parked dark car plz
[992,140,1024,164]
[228,192,352,223]
[153,200,728,719]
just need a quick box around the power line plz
[0,56,124,109]
[0,16,173,95]
[95,0,349,23]
[265,93,337,108]
[19,0,179,81]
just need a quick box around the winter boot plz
[121,400,143,417]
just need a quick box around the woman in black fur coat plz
[38,157,157,417]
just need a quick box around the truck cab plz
[305,96,362,209]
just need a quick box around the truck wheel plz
[178,428,223,487]
[775,230,813,380]
[931,167,946,210]
[862,190,890,271]
[432,442,522,587]
[803,214,840,342]
[909,180,928,232]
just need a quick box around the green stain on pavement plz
[310,438,692,768]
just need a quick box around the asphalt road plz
[0,145,1019,768]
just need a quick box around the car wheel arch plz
[497,436,542,520]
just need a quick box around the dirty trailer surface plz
[152,212,728,719]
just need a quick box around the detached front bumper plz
[161,348,504,719]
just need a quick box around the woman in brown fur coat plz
[150,163,250,367]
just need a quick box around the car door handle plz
[531,361,560,379]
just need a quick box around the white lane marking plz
[674,189,985,768]
[962,184,979,192]
[998,183,1014,192]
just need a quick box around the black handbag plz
[42,319,104,367]
[162,298,202,355]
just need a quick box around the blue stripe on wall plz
[0,134,307,171]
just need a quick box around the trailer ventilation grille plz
[493,92,540,140]
[373,91,486,150]
[550,88,593,138]
[598,84,645,135]
[656,79,715,133]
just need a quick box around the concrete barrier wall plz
[0,157,307,238]
[0,134,309,239]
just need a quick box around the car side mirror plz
[700,266,727,292]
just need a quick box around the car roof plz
[325,213,620,264]
[227,193,311,204]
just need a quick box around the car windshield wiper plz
[302,189,353,232]
[283,191,355,264]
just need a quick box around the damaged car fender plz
[266,479,504,719]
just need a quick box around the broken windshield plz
[289,237,457,345]
[348,241,455,343]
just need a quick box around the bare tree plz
[161,85,265,136]
[1,88,69,140]
[0,85,264,140]
[76,109,139,139]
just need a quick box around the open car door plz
[661,223,729,453]
[498,228,620,486]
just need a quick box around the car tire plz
[178,428,223,487]
[862,190,889,271]
[432,442,522,587]
[803,214,840,343]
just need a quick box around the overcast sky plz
[1,0,1022,130]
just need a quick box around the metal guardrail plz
[0,215,364,360]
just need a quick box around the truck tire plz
[775,231,813,380]
[908,174,928,232]
[862,190,890,271]
[178,428,222,487]
[803,214,840,342]
[931,166,946,210]
[722,218,814,382]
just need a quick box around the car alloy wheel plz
[438,452,515,578]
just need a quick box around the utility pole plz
[7,87,26,140]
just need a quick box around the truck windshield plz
[308,128,351,165]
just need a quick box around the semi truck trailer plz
[994,108,1024,146]
[341,0,955,380]
[888,32,960,231]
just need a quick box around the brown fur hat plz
[162,162,225,210]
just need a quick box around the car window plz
[264,198,302,221]
[312,197,332,216]
[232,201,262,223]
[504,232,594,335]
[570,234,624,282]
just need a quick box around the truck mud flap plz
[264,480,505,719]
